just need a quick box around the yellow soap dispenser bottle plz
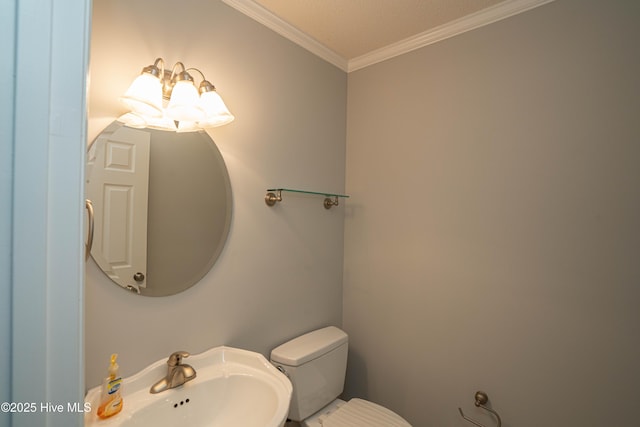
[97,354,123,419]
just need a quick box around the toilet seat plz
[319,398,411,427]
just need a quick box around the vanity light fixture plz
[120,57,234,131]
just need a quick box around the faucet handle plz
[168,351,190,367]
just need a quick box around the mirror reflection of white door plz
[86,125,150,289]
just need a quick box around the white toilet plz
[270,326,411,427]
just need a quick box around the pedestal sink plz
[84,346,292,427]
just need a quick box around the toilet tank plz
[270,326,348,422]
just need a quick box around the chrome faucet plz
[150,351,197,394]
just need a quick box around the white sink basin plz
[84,346,292,427]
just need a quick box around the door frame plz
[5,0,92,425]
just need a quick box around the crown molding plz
[348,0,556,72]
[222,0,555,74]
[221,0,348,71]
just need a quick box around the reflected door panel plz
[87,125,150,289]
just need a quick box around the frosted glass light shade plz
[117,113,147,128]
[144,115,178,131]
[176,121,199,133]
[120,73,163,117]
[198,90,235,128]
[118,112,178,131]
[165,81,204,122]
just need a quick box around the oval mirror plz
[86,121,232,296]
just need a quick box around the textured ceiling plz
[251,0,507,59]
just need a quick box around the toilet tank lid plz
[271,326,348,367]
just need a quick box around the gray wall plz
[86,0,346,389]
[343,1,640,426]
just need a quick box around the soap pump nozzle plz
[108,353,119,379]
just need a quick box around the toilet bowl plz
[270,326,411,427]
